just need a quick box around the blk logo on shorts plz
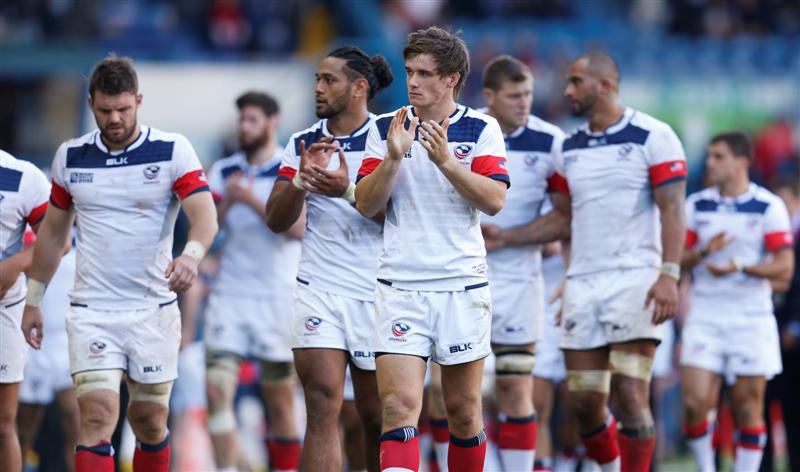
[144,365,163,373]
[353,351,375,358]
[89,341,107,354]
[564,320,577,332]
[449,343,472,354]
[0,365,7,373]
[305,316,322,332]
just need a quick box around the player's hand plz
[419,118,451,166]
[165,255,199,293]
[481,223,506,252]
[703,232,733,256]
[549,278,565,326]
[0,259,23,299]
[225,173,255,203]
[298,137,339,172]
[705,259,738,277]
[22,305,44,350]
[645,274,678,324]
[300,148,351,198]
[386,108,418,161]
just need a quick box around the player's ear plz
[448,72,460,90]
[355,77,369,98]
[135,94,143,106]
[482,88,494,107]
[87,95,94,108]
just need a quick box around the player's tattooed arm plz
[654,179,686,266]
[648,179,687,324]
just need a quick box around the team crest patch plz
[524,155,539,166]
[143,165,160,180]
[454,144,473,159]
[392,321,411,337]
[89,341,106,354]
[305,316,322,332]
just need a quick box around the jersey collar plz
[714,183,757,204]
[94,125,149,155]
[408,103,467,126]
[321,115,373,139]
[582,107,634,137]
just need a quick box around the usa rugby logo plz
[392,321,411,337]
[453,144,472,159]
[143,165,160,180]
[89,341,107,354]
[305,317,322,332]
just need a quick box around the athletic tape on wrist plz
[26,278,46,308]
[291,174,305,190]
[341,182,356,204]
[660,262,680,280]
[182,240,205,263]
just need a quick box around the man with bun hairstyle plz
[266,45,393,472]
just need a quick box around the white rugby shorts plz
[67,301,181,384]
[560,267,666,350]
[681,311,781,385]
[204,292,293,362]
[490,276,544,346]
[292,282,376,371]
[373,282,492,366]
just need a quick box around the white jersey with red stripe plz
[685,183,793,315]
[49,126,209,309]
[480,112,564,281]
[357,104,509,291]
[555,107,687,277]
[208,151,300,297]
[0,150,49,302]
[277,117,382,301]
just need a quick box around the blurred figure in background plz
[680,132,794,471]
[204,91,304,472]
[17,231,79,472]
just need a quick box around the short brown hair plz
[89,54,138,98]
[403,26,470,97]
[482,55,532,91]
[236,91,280,117]
[711,131,753,162]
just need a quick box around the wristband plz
[341,182,356,204]
[732,258,744,272]
[26,278,46,308]
[182,240,206,263]
[660,262,680,281]
[292,174,306,190]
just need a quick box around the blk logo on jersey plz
[70,172,94,184]
[89,341,106,354]
[106,157,128,166]
[304,316,322,332]
[454,144,473,159]
[143,165,161,180]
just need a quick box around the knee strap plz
[566,370,611,394]
[73,369,124,397]
[609,350,653,382]
[127,380,174,406]
[495,350,536,376]
[205,353,241,434]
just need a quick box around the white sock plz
[734,446,764,471]
[499,448,535,471]
[687,433,715,471]
[586,456,620,472]
[434,441,449,472]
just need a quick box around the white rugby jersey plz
[685,184,793,315]
[357,105,509,291]
[555,108,687,277]
[480,113,565,281]
[0,150,49,301]
[208,151,301,297]
[50,126,209,309]
[277,117,383,301]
